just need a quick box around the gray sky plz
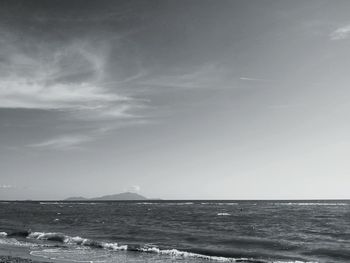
[1,0,350,200]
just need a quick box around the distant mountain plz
[64,192,147,201]
[92,192,147,200]
[65,196,87,201]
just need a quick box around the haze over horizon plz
[1,0,350,200]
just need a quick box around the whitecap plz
[274,202,348,206]
[138,247,241,262]
[0,237,38,247]
[217,213,231,216]
[138,246,318,263]
[28,231,127,251]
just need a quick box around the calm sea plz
[0,200,349,263]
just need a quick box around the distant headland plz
[64,192,148,201]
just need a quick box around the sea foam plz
[137,246,317,263]
[2,230,318,263]
[217,213,231,216]
[27,231,127,251]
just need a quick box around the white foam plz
[274,202,348,206]
[40,202,99,205]
[138,246,318,263]
[138,247,241,262]
[137,202,194,205]
[67,236,89,245]
[0,232,7,237]
[17,230,319,263]
[0,237,38,247]
[217,213,231,216]
[102,242,128,250]
[40,202,63,205]
[30,248,110,263]
[28,231,127,251]
[29,231,65,240]
[165,202,194,205]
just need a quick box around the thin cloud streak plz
[139,64,232,90]
[28,118,152,150]
[239,77,275,82]
[28,135,93,150]
[0,80,128,110]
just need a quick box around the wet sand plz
[0,246,52,263]
[0,255,49,263]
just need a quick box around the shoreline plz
[0,246,55,263]
[0,255,49,263]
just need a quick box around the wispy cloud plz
[0,30,149,150]
[139,63,229,89]
[140,65,276,91]
[0,40,130,113]
[330,24,350,40]
[29,135,93,150]
[126,185,141,193]
[239,77,274,82]
[28,118,151,150]
[0,185,15,189]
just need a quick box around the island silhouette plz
[65,192,147,201]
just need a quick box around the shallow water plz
[0,200,349,263]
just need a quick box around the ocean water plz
[0,200,349,263]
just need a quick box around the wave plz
[136,202,239,206]
[273,202,348,206]
[136,202,197,206]
[0,233,38,248]
[139,247,318,263]
[138,247,249,262]
[136,247,278,262]
[30,248,110,263]
[7,230,31,238]
[27,232,127,250]
[303,247,350,261]
[0,238,33,247]
[0,230,317,263]
[217,213,231,216]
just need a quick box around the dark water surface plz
[0,200,349,263]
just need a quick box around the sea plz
[0,200,349,263]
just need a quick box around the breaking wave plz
[138,247,247,262]
[0,232,38,248]
[0,230,317,263]
[138,247,317,263]
[27,232,127,251]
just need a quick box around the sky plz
[1,0,350,200]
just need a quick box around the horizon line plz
[1,198,349,202]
